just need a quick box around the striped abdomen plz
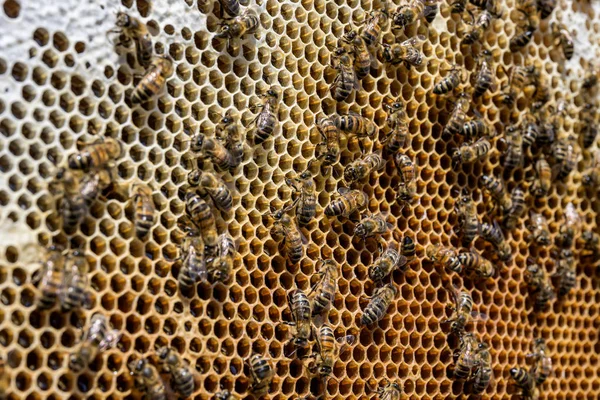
[433,71,461,95]
[255,103,277,144]
[172,368,194,398]
[134,191,155,239]
[131,65,167,104]
[332,64,356,101]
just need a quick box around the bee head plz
[319,365,332,376]
[115,11,130,28]
[187,170,202,187]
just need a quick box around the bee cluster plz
[0,0,600,399]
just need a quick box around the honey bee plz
[359,8,389,47]
[558,202,580,249]
[500,65,535,106]
[531,74,551,110]
[503,124,524,169]
[579,104,598,149]
[383,99,409,152]
[472,342,492,395]
[582,230,600,259]
[454,190,479,247]
[330,46,359,102]
[113,12,153,68]
[177,234,206,296]
[401,235,416,260]
[188,170,233,213]
[473,50,494,98]
[246,354,273,396]
[308,259,339,316]
[316,116,341,166]
[553,249,576,297]
[503,186,526,230]
[355,213,392,240]
[62,251,90,312]
[525,262,554,310]
[433,64,466,95]
[68,137,123,172]
[207,233,236,283]
[191,134,237,172]
[424,2,439,22]
[582,64,598,89]
[443,94,470,137]
[339,29,371,80]
[394,153,416,183]
[480,174,512,212]
[426,244,462,274]
[536,0,556,19]
[369,244,409,283]
[333,111,378,138]
[375,381,402,400]
[128,358,167,400]
[479,220,512,262]
[131,56,174,105]
[270,205,306,264]
[461,7,498,45]
[250,86,282,145]
[131,183,156,240]
[551,22,574,60]
[186,191,219,257]
[36,245,66,309]
[309,324,355,379]
[214,390,239,400]
[526,211,550,246]
[215,8,260,42]
[458,251,495,279]
[453,333,479,380]
[0,355,8,398]
[555,141,577,180]
[527,338,552,385]
[69,313,120,372]
[450,0,468,14]
[510,26,535,52]
[286,169,316,226]
[324,187,369,218]
[380,35,426,68]
[286,289,312,350]
[157,347,195,398]
[452,138,491,168]
[442,289,476,335]
[522,113,539,149]
[392,0,426,28]
[396,180,417,203]
[360,283,398,326]
[214,110,244,167]
[462,117,491,138]
[529,155,551,197]
[583,150,600,188]
[55,169,88,230]
[217,0,240,17]
[344,152,386,184]
[510,367,539,400]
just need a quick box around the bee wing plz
[98,329,122,351]
[470,310,489,322]
[336,334,356,346]
[337,186,352,195]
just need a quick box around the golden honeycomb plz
[0,0,599,398]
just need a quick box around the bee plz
[191,134,237,172]
[360,9,389,47]
[250,86,282,145]
[177,234,206,296]
[426,244,462,274]
[68,137,123,172]
[0,355,8,398]
[214,110,244,167]
[531,74,551,110]
[355,213,391,240]
[214,391,239,400]
[330,46,359,102]
[69,313,120,372]
[472,342,492,395]
[62,251,90,312]
[500,65,535,106]
[433,64,466,95]
[536,0,556,18]
[479,220,512,262]
[344,152,385,184]
[55,169,88,230]
[186,191,219,257]
[217,0,240,17]
[316,116,341,166]
[522,113,539,149]
[383,99,409,152]
[131,183,156,240]
[450,0,468,13]
[188,170,233,213]
[555,140,577,180]
[453,333,479,380]
[462,117,490,138]
[443,95,470,137]
[308,259,339,316]
[525,262,554,310]
[310,324,354,379]
[360,283,398,326]
[442,289,476,335]
[270,205,306,264]
[286,169,316,226]
[36,246,66,309]
[452,138,491,168]
[394,153,416,183]
[392,0,439,28]
[324,187,368,218]
[530,155,551,197]
[480,175,511,212]
[246,354,273,396]
[157,347,195,398]
[510,26,535,53]
[215,8,260,41]
[401,235,416,260]
[551,23,574,60]
[454,190,479,247]
[558,202,580,249]
[473,50,494,98]
[369,244,409,283]
[286,289,312,349]
[527,338,552,385]
[375,381,402,400]
[526,211,550,245]
[582,65,598,89]
[582,231,600,260]
[503,124,524,169]
[113,12,153,68]
[128,358,167,400]
[580,104,598,148]
[131,56,174,105]
[380,35,426,68]
[423,2,439,22]
[510,368,539,400]
[333,111,377,138]
[461,7,497,46]
[503,186,526,230]
[207,233,236,283]
[339,29,371,80]
[396,180,417,203]
[553,249,576,297]
[458,251,495,279]
[583,151,600,188]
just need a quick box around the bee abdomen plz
[172,370,194,397]
[433,74,460,95]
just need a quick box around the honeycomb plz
[0,0,599,398]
